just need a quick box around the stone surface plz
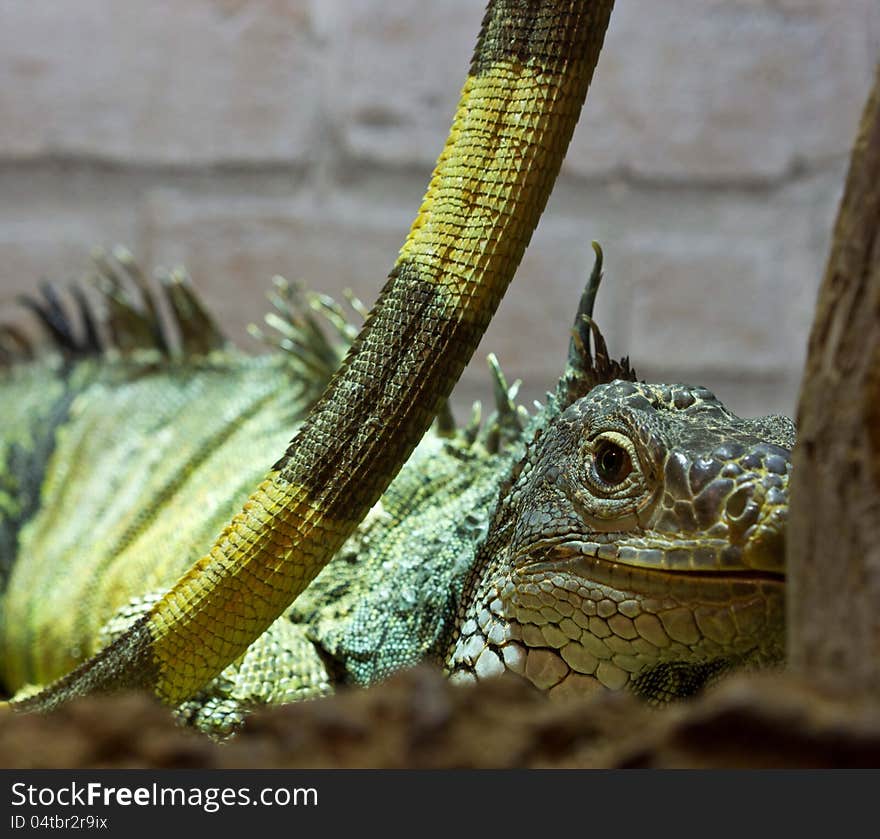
[319,0,481,169]
[0,0,322,164]
[320,0,875,181]
[567,0,875,181]
[0,167,140,338]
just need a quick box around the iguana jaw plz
[502,519,787,692]
[447,543,786,699]
[514,539,785,631]
[517,528,787,584]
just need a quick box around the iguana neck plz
[14,0,615,711]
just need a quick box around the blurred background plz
[0,0,877,419]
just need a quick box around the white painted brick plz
[623,234,786,373]
[870,2,880,62]
[0,0,322,165]
[139,186,408,352]
[321,0,872,181]
[501,168,839,417]
[320,0,484,167]
[569,0,875,180]
[0,170,138,338]
[0,1,872,182]
[591,170,843,418]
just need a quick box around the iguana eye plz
[594,439,632,485]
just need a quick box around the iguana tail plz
[14,0,615,711]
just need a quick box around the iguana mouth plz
[519,535,786,584]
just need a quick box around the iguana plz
[0,0,793,737]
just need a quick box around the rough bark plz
[788,62,880,694]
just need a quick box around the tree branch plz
[788,62,880,694]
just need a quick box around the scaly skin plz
[6,0,616,711]
[0,352,311,690]
[0,286,534,736]
[1,263,343,694]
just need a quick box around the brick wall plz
[1,0,877,419]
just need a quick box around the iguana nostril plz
[726,486,752,520]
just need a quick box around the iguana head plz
[448,379,794,702]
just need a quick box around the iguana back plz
[0,269,529,734]
[1,346,304,689]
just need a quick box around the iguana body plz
[0,252,793,735]
[0,0,794,736]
